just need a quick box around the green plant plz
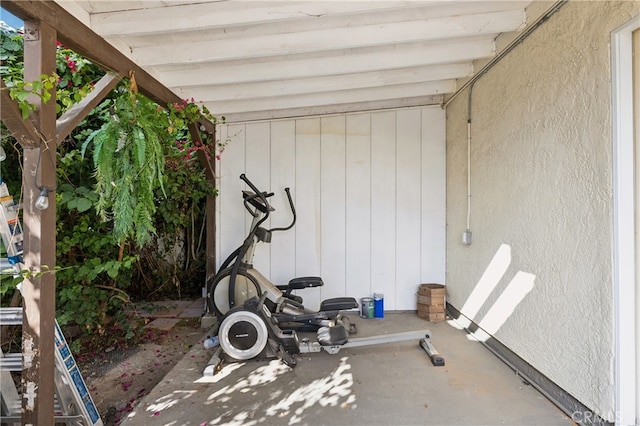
[55,174,139,334]
[5,73,58,119]
[1,25,223,350]
[82,80,167,247]
[55,41,104,114]
[0,27,44,119]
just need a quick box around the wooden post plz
[20,19,57,426]
[206,180,217,284]
[190,123,217,287]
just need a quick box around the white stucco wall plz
[216,106,446,312]
[446,1,639,420]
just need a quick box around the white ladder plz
[0,307,103,425]
[1,180,102,425]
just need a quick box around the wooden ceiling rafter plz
[53,1,534,123]
[55,72,121,144]
[2,0,218,136]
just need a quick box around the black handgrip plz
[240,174,271,225]
[243,190,273,215]
[269,187,296,232]
[243,198,260,217]
[240,174,260,194]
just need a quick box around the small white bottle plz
[203,336,219,349]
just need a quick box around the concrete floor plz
[121,312,572,426]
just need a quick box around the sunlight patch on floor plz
[196,361,246,384]
[124,389,198,423]
[197,357,356,425]
[265,356,356,425]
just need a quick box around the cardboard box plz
[417,311,445,322]
[417,303,445,314]
[417,295,444,306]
[418,283,445,297]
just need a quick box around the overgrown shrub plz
[0,26,219,348]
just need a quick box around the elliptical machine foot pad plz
[317,325,349,346]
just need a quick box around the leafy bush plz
[0,26,220,348]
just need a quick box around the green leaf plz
[75,198,92,213]
[11,90,29,102]
[106,262,120,278]
[19,102,30,119]
[66,198,77,210]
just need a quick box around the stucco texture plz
[445,1,639,420]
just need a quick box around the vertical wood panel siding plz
[216,106,445,310]
[269,121,297,286]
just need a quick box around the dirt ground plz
[79,320,206,425]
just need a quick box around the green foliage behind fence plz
[0,26,219,345]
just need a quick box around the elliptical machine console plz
[206,174,358,332]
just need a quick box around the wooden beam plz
[159,37,495,88]
[188,124,215,182]
[56,72,121,144]
[203,80,456,116]
[205,191,216,285]
[2,1,170,102]
[188,123,217,287]
[4,2,219,287]
[90,1,530,37]
[220,94,444,123]
[89,1,412,36]
[20,19,58,426]
[0,79,43,149]
[1,0,216,136]
[3,2,218,295]
[175,63,472,103]
[132,9,524,66]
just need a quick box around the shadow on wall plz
[452,244,536,342]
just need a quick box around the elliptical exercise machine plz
[206,174,359,332]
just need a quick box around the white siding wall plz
[216,106,445,311]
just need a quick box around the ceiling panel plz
[52,0,536,122]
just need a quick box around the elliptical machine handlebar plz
[239,174,296,233]
[243,191,274,217]
[270,187,296,232]
[240,174,272,229]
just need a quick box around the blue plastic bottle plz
[374,293,384,318]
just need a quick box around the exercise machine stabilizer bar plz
[419,331,445,366]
